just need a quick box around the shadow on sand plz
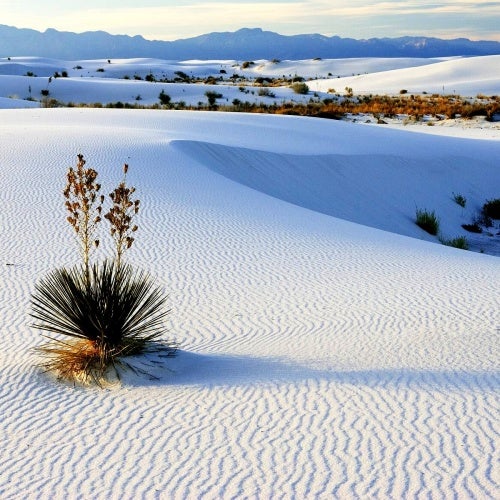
[122,350,500,390]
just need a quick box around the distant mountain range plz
[1,25,499,60]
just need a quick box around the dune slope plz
[0,109,498,498]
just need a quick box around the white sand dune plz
[0,107,499,498]
[1,55,499,108]
[309,55,500,96]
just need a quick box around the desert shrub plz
[416,208,439,235]
[174,71,190,82]
[241,61,254,69]
[452,192,466,207]
[482,198,500,219]
[158,90,171,106]
[440,236,469,250]
[258,88,276,98]
[205,91,223,108]
[475,211,493,228]
[291,82,309,95]
[31,155,172,385]
[31,261,170,385]
[41,98,62,108]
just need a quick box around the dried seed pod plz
[64,154,104,279]
[104,164,139,268]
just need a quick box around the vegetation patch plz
[30,155,174,386]
[440,236,469,250]
[452,192,466,207]
[482,198,500,219]
[290,82,309,95]
[416,208,440,235]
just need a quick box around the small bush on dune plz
[440,236,469,250]
[482,198,500,219]
[452,192,466,208]
[31,155,173,385]
[416,208,439,235]
[158,89,171,106]
[205,90,223,109]
[291,82,309,95]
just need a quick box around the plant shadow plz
[121,349,500,391]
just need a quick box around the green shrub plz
[452,192,466,207]
[440,236,469,250]
[482,198,500,219]
[205,91,223,108]
[158,90,171,106]
[291,82,309,95]
[416,208,439,235]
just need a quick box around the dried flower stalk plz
[63,154,104,282]
[104,163,139,268]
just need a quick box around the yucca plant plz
[31,154,173,385]
[31,261,171,384]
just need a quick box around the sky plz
[1,1,499,41]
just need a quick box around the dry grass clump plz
[31,155,173,385]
